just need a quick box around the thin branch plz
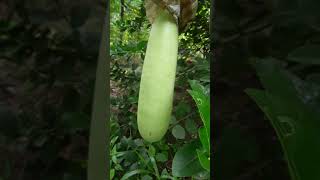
[169,112,196,129]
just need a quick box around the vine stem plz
[169,112,196,129]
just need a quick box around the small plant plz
[172,80,210,178]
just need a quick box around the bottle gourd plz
[137,9,178,142]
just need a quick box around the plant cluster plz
[110,0,210,179]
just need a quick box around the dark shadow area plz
[213,0,320,179]
[0,1,105,179]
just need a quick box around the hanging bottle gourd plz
[137,0,198,142]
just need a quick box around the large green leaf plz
[197,127,210,171]
[246,59,320,180]
[187,80,210,145]
[187,80,210,172]
[196,149,210,171]
[198,127,209,152]
[172,141,205,177]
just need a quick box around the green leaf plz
[188,80,209,96]
[110,169,115,179]
[150,156,160,178]
[172,141,204,177]
[120,169,151,180]
[172,125,186,139]
[161,168,169,176]
[148,144,156,157]
[136,40,148,52]
[134,139,144,147]
[287,44,320,64]
[175,102,191,119]
[111,136,119,147]
[196,149,210,171]
[185,118,198,134]
[170,116,177,125]
[141,175,153,180]
[156,139,170,151]
[187,80,210,138]
[155,152,168,162]
[198,127,209,152]
[251,58,303,113]
[246,59,320,180]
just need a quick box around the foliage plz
[246,58,320,180]
[214,0,320,179]
[110,0,210,179]
[172,80,210,177]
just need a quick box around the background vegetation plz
[1,0,320,179]
[110,0,210,179]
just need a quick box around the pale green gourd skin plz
[137,9,179,142]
